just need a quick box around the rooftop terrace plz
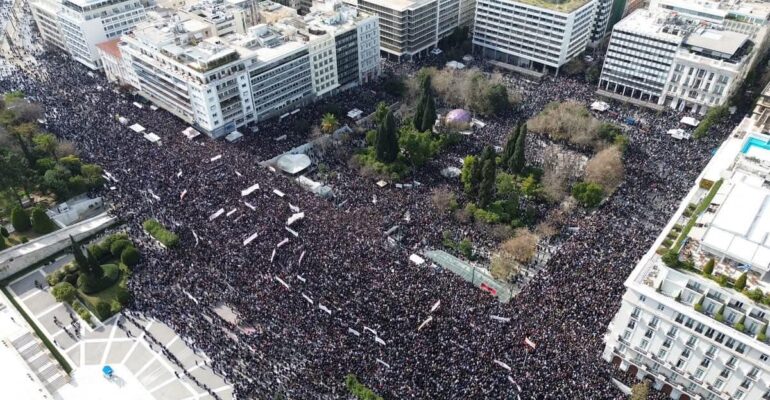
[516,0,592,13]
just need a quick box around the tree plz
[95,301,111,319]
[43,164,72,199]
[11,206,30,232]
[70,235,93,276]
[510,124,527,173]
[460,155,477,193]
[400,128,437,169]
[495,172,518,200]
[630,381,649,400]
[30,207,56,234]
[585,146,624,192]
[478,159,496,208]
[80,163,104,188]
[734,273,747,291]
[484,84,509,116]
[500,126,519,168]
[373,101,388,125]
[121,246,140,267]
[320,113,339,135]
[0,151,33,207]
[414,96,427,132]
[33,133,59,160]
[419,94,436,132]
[375,111,399,163]
[51,282,77,303]
[572,182,604,208]
[702,258,715,275]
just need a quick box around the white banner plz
[273,189,285,197]
[241,183,260,197]
[298,251,306,266]
[277,238,289,248]
[418,316,433,331]
[243,232,258,246]
[210,154,222,162]
[374,337,386,346]
[494,360,511,371]
[296,275,306,283]
[430,300,441,313]
[490,315,510,323]
[302,293,313,304]
[226,208,237,217]
[348,328,361,336]
[209,208,225,221]
[244,201,256,211]
[319,304,332,315]
[363,326,377,336]
[287,212,305,226]
[274,276,290,289]
[285,227,298,237]
[376,359,390,368]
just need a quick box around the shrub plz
[101,232,128,249]
[694,303,703,313]
[734,273,747,291]
[10,206,30,232]
[0,236,6,250]
[571,182,604,208]
[715,274,728,287]
[95,301,111,319]
[87,243,109,262]
[0,227,8,237]
[30,207,56,234]
[661,250,681,269]
[758,323,768,342]
[78,264,120,294]
[746,288,764,302]
[110,300,122,314]
[458,238,473,259]
[121,246,139,266]
[345,374,383,400]
[702,259,714,275]
[51,282,76,303]
[77,308,91,323]
[20,236,28,243]
[143,219,179,248]
[110,239,132,256]
[115,286,131,305]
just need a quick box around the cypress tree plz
[420,95,436,132]
[478,159,496,209]
[70,235,90,275]
[501,125,519,168]
[734,273,747,291]
[376,111,398,163]
[413,95,426,132]
[469,157,483,199]
[510,124,527,173]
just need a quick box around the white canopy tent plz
[182,126,201,140]
[225,130,243,143]
[681,116,700,127]
[667,128,691,140]
[277,154,311,175]
[143,132,161,144]
[590,101,610,112]
[129,123,145,133]
[347,108,363,120]
[118,116,128,125]
[446,61,465,70]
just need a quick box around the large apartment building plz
[102,1,379,138]
[30,0,148,69]
[342,0,475,60]
[597,0,770,113]
[472,0,597,74]
[603,84,770,400]
[590,0,626,43]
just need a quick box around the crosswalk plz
[11,332,70,393]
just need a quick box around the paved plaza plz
[6,256,233,400]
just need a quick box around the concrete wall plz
[0,213,116,280]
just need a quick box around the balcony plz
[686,281,704,294]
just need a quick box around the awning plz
[277,154,311,175]
[225,130,243,143]
[129,123,145,133]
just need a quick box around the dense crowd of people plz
[0,3,742,398]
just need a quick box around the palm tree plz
[320,113,339,135]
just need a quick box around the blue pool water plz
[741,137,770,154]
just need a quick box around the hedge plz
[143,219,179,248]
[345,374,383,400]
[109,239,132,256]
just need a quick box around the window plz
[663,338,672,348]
[667,327,678,338]
[645,329,654,338]
[706,345,717,358]
[639,295,647,302]
[640,339,649,350]
[681,348,691,359]
[740,378,751,389]
[734,389,745,400]
[686,336,697,348]
[700,357,711,368]
[658,349,668,360]
[761,354,769,362]
[736,343,746,354]
[676,358,686,369]
[727,356,737,368]
[650,316,659,328]
[694,368,705,380]
[657,304,665,311]
[675,313,685,324]
[714,378,724,389]
[725,338,736,349]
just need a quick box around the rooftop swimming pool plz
[742,136,770,161]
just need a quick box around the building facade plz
[106,1,379,138]
[30,0,147,69]
[598,2,769,113]
[472,0,597,73]
[590,0,626,43]
[603,101,770,400]
[343,0,474,60]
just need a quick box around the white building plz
[30,0,147,69]
[343,0,475,61]
[177,0,262,36]
[603,93,770,400]
[104,1,379,138]
[598,5,768,113]
[472,0,597,74]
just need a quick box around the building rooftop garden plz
[516,0,592,13]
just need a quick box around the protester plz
[0,3,735,398]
